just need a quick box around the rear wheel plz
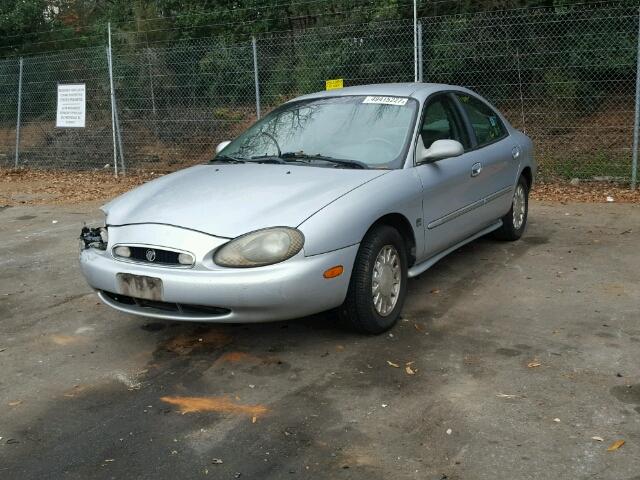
[340,225,408,334]
[493,174,529,241]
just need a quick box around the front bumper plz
[79,240,358,323]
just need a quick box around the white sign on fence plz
[56,84,86,128]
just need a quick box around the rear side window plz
[456,94,507,146]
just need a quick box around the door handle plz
[471,162,482,177]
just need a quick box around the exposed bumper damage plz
[80,226,108,250]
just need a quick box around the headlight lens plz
[214,227,304,268]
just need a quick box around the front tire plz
[493,174,529,241]
[340,225,408,334]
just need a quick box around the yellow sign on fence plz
[325,79,344,90]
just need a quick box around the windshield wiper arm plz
[249,155,287,164]
[280,152,369,170]
[210,155,246,164]
[249,155,311,166]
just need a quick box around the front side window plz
[219,95,418,169]
[456,94,507,146]
[420,95,468,149]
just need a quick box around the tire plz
[339,225,408,334]
[493,174,529,241]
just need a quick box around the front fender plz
[298,169,424,257]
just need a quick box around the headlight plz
[214,227,304,268]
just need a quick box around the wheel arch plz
[366,213,417,267]
[521,166,533,189]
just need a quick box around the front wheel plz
[493,175,529,241]
[339,225,408,334]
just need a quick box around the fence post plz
[417,21,423,82]
[632,8,640,189]
[14,57,23,168]
[146,48,157,117]
[107,23,126,174]
[146,48,159,138]
[516,47,526,134]
[252,36,261,119]
[413,0,418,82]
[107,25,119,177]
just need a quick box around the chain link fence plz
[0,3,638,184]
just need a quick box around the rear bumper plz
[79,244,358,323]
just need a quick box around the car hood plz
[104,164,388,238]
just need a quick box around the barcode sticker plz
[362,96,409,106]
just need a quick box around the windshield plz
[217,95,418,169]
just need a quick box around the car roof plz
[288,82,475,103]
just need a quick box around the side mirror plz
[418,139,464,164]
[215,141,231,154]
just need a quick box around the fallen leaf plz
[160,396,267,417]
[405,361,415,366]
[386,361,400,368]
[8,400,22,407]
[50,334,82,346]
[607,439,625,451]
[591,436,604,442]
[413,323,425,333]
[527,361,542,368]
[405,366,415,375]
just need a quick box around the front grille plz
[102,291,231,317]
[128,246,180,265]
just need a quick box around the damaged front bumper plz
[79,223,357,323]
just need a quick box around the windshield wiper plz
[280,152,369,170]
[248,155,310,166]
[210,155,246,164]
[248,155,287,164]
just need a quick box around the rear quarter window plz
[456,94,507,147]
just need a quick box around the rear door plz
[453,93,519,224]
[415,94,487,258]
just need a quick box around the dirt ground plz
[0,199,639,479]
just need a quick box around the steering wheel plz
[364,137,395,149]
[363,137,397,158]
[257,130,282,156]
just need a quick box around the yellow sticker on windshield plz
[325,79,344,90]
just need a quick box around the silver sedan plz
[79,83,535,333]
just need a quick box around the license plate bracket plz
[116,273,163,301]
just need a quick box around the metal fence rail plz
[0,3,638,185]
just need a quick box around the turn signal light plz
[178,252,195,266]
[323,265,344,279]
[114,246,131,258]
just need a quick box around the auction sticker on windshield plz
[362,96,409,106]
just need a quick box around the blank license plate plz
[116,273,163,301]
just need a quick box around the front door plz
[414,94,486,258]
